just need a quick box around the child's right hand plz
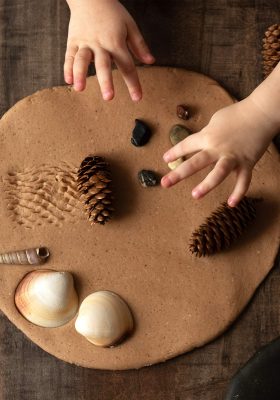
[65,0,155,101]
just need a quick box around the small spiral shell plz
[0,247,50,265]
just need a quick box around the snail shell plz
[15,270,79,328]
[75,291,134,347]
[0,247,49,265]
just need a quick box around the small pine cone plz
[262,24,280,79]
[77,156,114,225]
[189,197,258,257]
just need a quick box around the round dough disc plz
[0,67,279,370]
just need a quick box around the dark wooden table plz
[0,1,279,399]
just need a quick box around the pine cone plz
[77,156,114,225]
[189,197,258,257]
[262,24,280,79]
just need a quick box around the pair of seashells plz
[14,270,133,347]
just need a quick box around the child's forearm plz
[66,0,117,9]
[249,62,280,136]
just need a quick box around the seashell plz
[15,269,79,328]
[75,291,134,347]
[0,247,49,265]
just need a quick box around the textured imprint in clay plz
[3,163,82,228]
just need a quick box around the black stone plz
[131,119,152,147]
[225,337,280,400]
[138,170,158,187]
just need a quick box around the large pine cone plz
[262,24,280,79]
[189,197,258,257]
[77,156,114,225]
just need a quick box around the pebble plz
[168,158,184,170]
[138,170,158,187]
[131,119,152,147]
[169,124,192,146]
[177,104,189,120]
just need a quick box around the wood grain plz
[0,0,279,399]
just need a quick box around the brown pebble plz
[177,104,189,120]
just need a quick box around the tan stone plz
[168,158,184,170]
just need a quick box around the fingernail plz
[143,53,155,63]
[74,82,84,91]
[131,92,142,102]
[192,189,201,199]
[103,90,113,101]
[65,76,73,84]
[163,152,171,162]
[161,176,171,188]
[228,197,236,207]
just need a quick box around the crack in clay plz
[3,162,82,228]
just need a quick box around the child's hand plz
[65,0,155,101]
[161,96,278,207]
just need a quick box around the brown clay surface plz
[0,67,279,370]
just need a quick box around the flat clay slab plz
[0,67,279,370]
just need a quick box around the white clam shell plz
[75,291,134,347]
[15,269,79,328]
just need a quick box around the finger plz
[163,133,203,163]
[127,20,155,64]
[73,47,93,91]
[191,156,236,199]
[161,150,215,188]
[94,49,114,100]
[64,45,78,84]
[113,48,142,101]
[227,168,252,207]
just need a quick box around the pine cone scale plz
[262,24,280,78]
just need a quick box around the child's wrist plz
[245,93,280,140]
[248,63,280,134]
